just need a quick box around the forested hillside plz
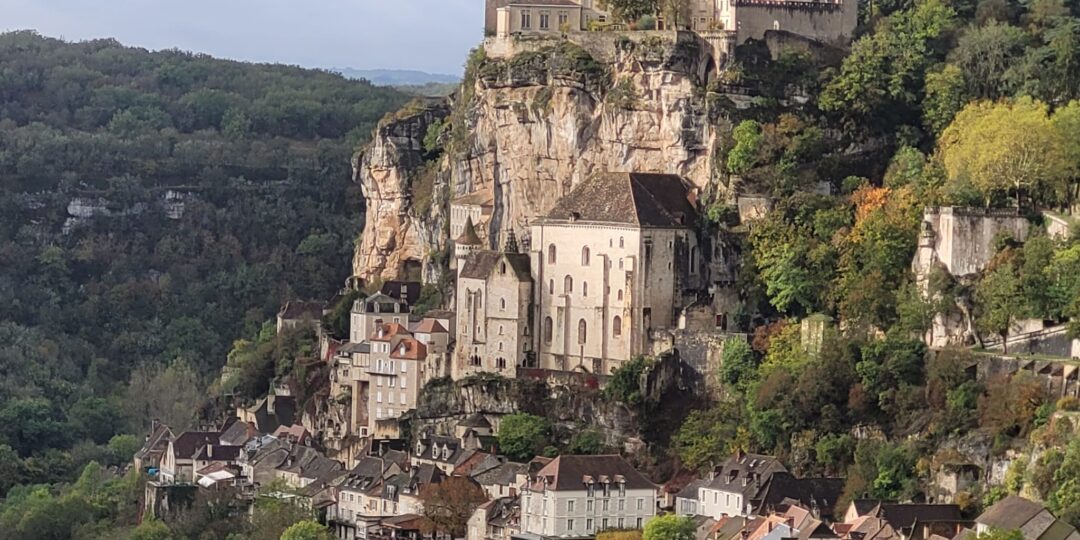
[0,29,407,508]
[668,0,1080,518]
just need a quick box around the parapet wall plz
[484,29,727,66]
[919,206,1030,280]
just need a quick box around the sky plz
[0,0,481,75]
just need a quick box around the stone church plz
[453,172,703,378]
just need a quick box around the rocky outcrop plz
[352,100,452,283]
[353,32,736,283]
[411,374,637,448]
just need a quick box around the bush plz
[1059,396,1080,412]
[497,413,551,462]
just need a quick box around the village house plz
[469,496,521,540]
[530,172,703,375]
[329,455,406,539]
[158,431,221,484]
[277,300,326,333]
[367,322,426,423]
[518,454,659,537]
[693,452,787,518]
[976,496,1080,540]
[411,317,452,380]
[413,434,478,475]
[134,420,173,472]
[839,501,968,540]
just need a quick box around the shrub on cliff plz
[497,413,552,461]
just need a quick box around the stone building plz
[486,0,608,37]
[454,231,534,379]
[367,323,426,423]
[451,189,495,247]
[485,0,856,48]
[350,292,409,345]
[529,172,702,375]
[519,454,659,537]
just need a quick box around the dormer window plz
[587,483,595,498]
[416,442,423,456]
[399,343,407,356]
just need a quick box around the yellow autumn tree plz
[938,97,1068,209]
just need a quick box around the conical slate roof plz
[456,216,482,246]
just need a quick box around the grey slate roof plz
[543,172,698,228]
[531,454,657,491]
[460,251,532,281]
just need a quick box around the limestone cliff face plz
[354,32,731,282]
[352,100,451,283]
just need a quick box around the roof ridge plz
[623,173,643,226]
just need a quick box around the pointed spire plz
[455,215,482,246]
[504,228,519,254]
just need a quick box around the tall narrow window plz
[613,316,622,337]
[522,9,532,29]
[577,319,587,345]
[544,317,553,343]
[617,290,624,301]
[582,247,590,266]
[564,275,573,294]
[540,10,550,29]
[582,282,588,297]
[548,244,557,264]
[500,298,507,310]
[619,236,624,248]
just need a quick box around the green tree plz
[727,120,763,175]
[940,98,1068,209]
[643,515,695,540]
[280,520,334,540]
[718,337,757,395]
[949,21,1028,99]
[497,413,551,462]
[819,0,957,132]
[975,256,1023,352]
[598,0,657,23]
[130,518,176,540]
[923,64,967,135]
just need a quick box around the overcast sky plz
[0,0,481,75]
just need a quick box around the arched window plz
[689,246,697,274]
[500,262,507,275]
[498,342,504,351]
[499,324,504,335]
[544,317,553,343]
[548,244,557,264]
[577,319,587,345]
[619,237,624,248]
[564,275,573,294]
[500,298,507,310]
[582,281,588,297]
[617,289,624,301]
[613,316,622,337]
[548,279,554,294]
[582,247,591,266]
[477,291,483,308]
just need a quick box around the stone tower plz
[454,215,482,275]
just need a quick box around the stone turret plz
[455,216,482,275]
[503,227,519,254]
